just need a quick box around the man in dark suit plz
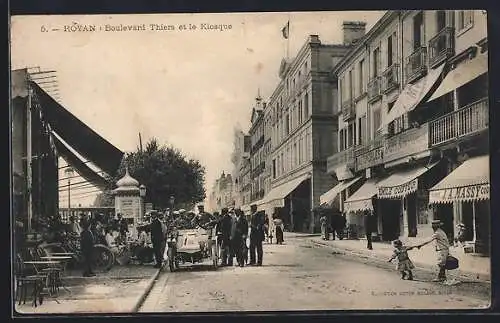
[249,205,265,266]
[230,208,248,267]
[150,212,165,268]
[219,208,233,266]
[80,219,96,277]
[364,210,374,250]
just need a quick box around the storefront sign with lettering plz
[429,184,489,203]
[378,178,418,199]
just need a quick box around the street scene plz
[10,10,490,314]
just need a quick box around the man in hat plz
[249,205,265,266]
[192,204,216,229]
[80,219,96,277]
[230,208,248,267]
[150,211,165,268]
[417,220,450,282]
[219,208,233,266]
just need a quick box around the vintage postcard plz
[10,10,490,314]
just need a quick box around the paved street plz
[139,236,490,312]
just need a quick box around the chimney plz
[309,35,321,44]
[342,21,366,46]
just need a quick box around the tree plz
[92,192,114,207]
[109,138,206,210]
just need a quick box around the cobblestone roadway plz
[139,237,490,312]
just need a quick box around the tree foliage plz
[109,138,206,210]
[92,192,114,207]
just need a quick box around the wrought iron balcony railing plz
[405,46,427,83]
[428,27,455,68]
[429,98,489,147]
[341,98,355,121]
[326,146,355,174]
[382,64,399,94]
[367,76,382,103]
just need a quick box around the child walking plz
[388,239,416,280]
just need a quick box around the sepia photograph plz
[10,10,490,314]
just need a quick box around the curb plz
[130,266,163,312]
[310,239,490,283]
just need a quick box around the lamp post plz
[64,167,75,221]
[139,184,146,221]
[169,195,175,211]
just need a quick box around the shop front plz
[260,174,311,232]
[429,155,490,255]
[343,178,380,240]
[377,161,440,240]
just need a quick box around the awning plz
[344,178,380,213]
[320,176,362,206]
[429,155,489,204]
[428,51,488,102]
[261,173,311,208]
[377,162,439,199]
[384,63,445,126]
[54,133,110,190]
[334,165,355,181]
[31,81,124,175]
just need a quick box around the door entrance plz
[381,199,401,241]
[435,204,454,243]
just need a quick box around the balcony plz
[428,27,455,68]
[354,137,384,171]
[367,76,382,103]
[341,98,355,122]
[382,64,399,94]
[429,98,489,148]
[384,123,429,164]
[326,146,355,174]
[406,47,427,84]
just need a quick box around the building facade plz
[230,128,251,209]
[257,32,355,233]
[208,172,235,212]
[326,10,489,254]
[249,94,267,204]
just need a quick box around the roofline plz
[331,10,401,76]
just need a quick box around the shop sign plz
[429,184,489,203]
[378,178,418,199]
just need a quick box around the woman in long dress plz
[273,216,284,245]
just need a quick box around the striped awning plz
[320,176,362,207]
[429,155,489,204]
[377,162,439,199]
[344,178,380,213]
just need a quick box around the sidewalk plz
[14,264,162,315]
[285,232,490,283]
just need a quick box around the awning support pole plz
[472,202,477,250]
[26,84,33,233]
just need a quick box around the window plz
[348,70,353,100]
[347,123,354,147]
[373,47,380,77]
[358,59,365,95]
[373,108,382,135]
[339,129,344,151]
[298,101,303,124]
[413,11,424,49]
[293,143,297,167]
[304,92,309,118]
[393,114,408,134]
[457,10,474,32]
[358,115,367,145]
[285,114,290,135]
[387,35,393,67]
[437,10,446,31]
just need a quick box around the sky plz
[11,11,385,206]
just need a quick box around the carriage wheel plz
[92,245,115,272]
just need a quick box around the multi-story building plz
[249,94,267,205]
[257,31,356,233]
[230,128,251,209]
[208,171,235,212]
[325,10,489,254]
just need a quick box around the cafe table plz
[23,260,62,301]
[39,256,73,295]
